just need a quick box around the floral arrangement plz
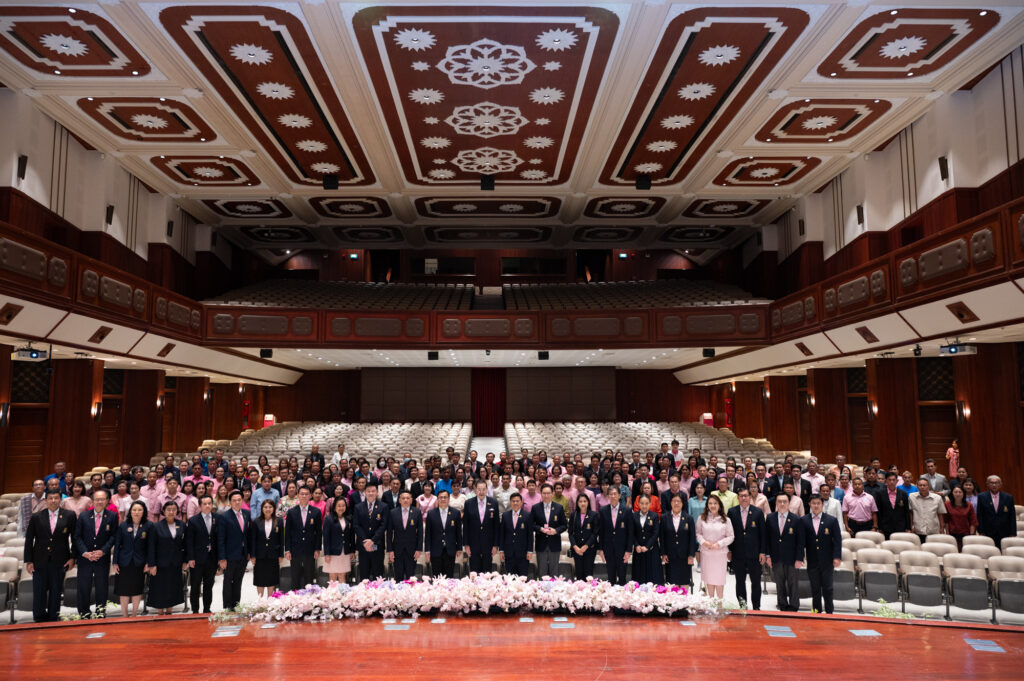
[237,573,726,623]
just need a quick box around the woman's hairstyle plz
[576,493,591,513]
[701,495,726,522]
[260,499,277,517]
[331,496,348,518]
[161,500,179,515]
[949,485,967,508]
[127,500,148,522]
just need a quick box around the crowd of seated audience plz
[8,440,1020,623]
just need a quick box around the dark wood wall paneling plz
[777,241,824,295]
[866,359,920,477]
[121,370,166,467]
[173,377,211,453]
[606,250,696,282]
[263,370,360,424]
[47,359,104,475]
[397,248,577,287]
[0,345,12,491]
[731,382,765,439]
[710,384,732,430]
[806,369,849,461]
[742,250,779,300]
[763,376,800,450]
[614,370,709,423]
[281,250,368,282]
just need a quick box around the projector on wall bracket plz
[938,343,977,357]
[12,345,48,361]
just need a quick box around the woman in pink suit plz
[696,495,734,599]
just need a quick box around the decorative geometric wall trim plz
[309,197,392,219]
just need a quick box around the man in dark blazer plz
[386,491,422,581]
[463,480,500,574]
[25,489,76,622]
[978,475,1018,548]
[354,484,387,580]
[801,495,843,613]
[424,490,461,577]
[499,492,534,577]
[688,466,716,499]
[875,471,911,539]
[764,464,792,507]
[381,479,404,510]
[72,489,118,618]
[598,486,633,585]
[217,490,250,610]
[660,474,689,512]
[186,494,218,614]
[285,486,323,587]
[530,483,567,578]
[789,464,813,508]
[727,488,766,610]
[766,492,805,612]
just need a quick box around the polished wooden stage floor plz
[3,612,1023,680]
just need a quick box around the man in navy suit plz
[354,484,387,580]
[764,464,791,507]
[186,494,218,614]
[386,491,422,580]
[217,490,250,610]
[424,490,461,577]
[530,483,567,578]
[463,480,500,574]
[727,488,766,610]
[766,492,805,612]
[499,492,533,577]
[72,489,118,618]
[659,474,688,511]
[285,486,322,587]
[598,486,633,585]
[978,475,1018,548]
[25,489,76,622]
[801,495,843,613]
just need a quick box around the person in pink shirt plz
[841,477,879,535]
[567,476,596,509]
[520,479,542,512]
[309,487,328,521]
[945,440,960,481]
[187,463,212,487]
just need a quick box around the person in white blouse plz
[818,483,843,521]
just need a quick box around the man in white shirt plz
[493,473,517,514]
[330,444,347,467]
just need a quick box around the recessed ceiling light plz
[87,96,93,101]
[979,10,988,16]
[890,9,898,15]
[159,97,166,102]
[68,8,76,13]
[131,70,139,76]
[907,72,914,77]
[53,69,61,75]
[829,72,837,77]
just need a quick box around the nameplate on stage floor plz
[849,629,881,637]
[384,624,410,631]
[971,645,1005,653]
[85,633,106,639]
[764,625,792,631]
[382,618,397,624]
[551,622,575,629]
[553,616,569,622]
[401,618,417,624]
[680,621,697,626]
[260,623,278,629]
[767,631,796,638]
[519,617,534,623]
[430,618,446,624]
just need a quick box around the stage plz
[3,612,1023,680]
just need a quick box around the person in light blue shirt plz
[688,481,709,525]
[826,473,845,503]
[251,475,281,519]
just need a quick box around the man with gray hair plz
[978,475,1017,548]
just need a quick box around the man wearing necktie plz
[530,483,567,578]
[354,484,387,580]
[386,491,422,580]
[24,489,75,622]
[766,493,805,612]
[463,480,500,574]
[216,490,250,611]
[186,495,219,614]
[72,489,118,618]
[726,488,767,610]
[499,492,534,577]
[424,490,462,577]
[598,486,633,585]
[801,495,843,613]
[285,486,322,588]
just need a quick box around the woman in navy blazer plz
[146,500,187,615]
[323,497,355,584]
[567,494,599,579]
[249,499,284,597]
[113,500,152,617]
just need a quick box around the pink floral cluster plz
[244,574,723,622]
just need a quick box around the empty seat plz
[1004,546,1024,560]
[834,547,857,602]
[925,534,958,547]
[1000,537,1024,553]
[843,538,876,556]
[943,554,990,615]
[898,550,943,607]
[880,540,917,561]
[989,556,1024,617]
[962,545,1000,561]
[920,542,958,565]
[854,531,885,545]
[962,536,996,548]
[889,532,922,547]
[856,548,899,604]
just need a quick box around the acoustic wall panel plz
[506,368,615,422]
[361,368,471,422]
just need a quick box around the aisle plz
[468,437,506,456]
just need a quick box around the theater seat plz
[925,534,957,547]
[920,542,958,566]
[962,536,996,548]
[889,532,921,547]
[1004,547,1024,560]
[880,540,917,563]
[854,531,884,545]
[898,550,943,608]
[842,538,876,556]
[1001,537,1024,553]
[989,556,1024,619]
[943,554,989,617]
[0,556,17,622]
[856,548,899,606]
[963,545,1000,562]
[833,548,857,602]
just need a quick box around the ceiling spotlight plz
[131,70,139,76]
[913,344,922,357]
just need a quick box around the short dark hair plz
[229,490,243,499]
[885,471,898,480]
[44,489,61,499]
[540,483,553,493]
[510,492,522,502]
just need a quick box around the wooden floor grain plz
[3,614,1023,680]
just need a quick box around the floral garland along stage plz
[237,573,727,622]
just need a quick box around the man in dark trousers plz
[530,483,567,578]
[285,486,323,587]
[598,486,633,585]
[386,491,422,581]
[217,490,250,611]
[462,479,500,574]
[978,475,1018,548]
[354,484,387,580]
[801,495,843,614]
[875,471,911,539]
[766,492,805,612]
[186,494,218,614]
[25,488,76,622]
[727,487,766,610]
[72,488,118,618]
[424,490,461,577]
[499,492,533,577]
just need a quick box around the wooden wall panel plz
[3,406,47,493]
[919,405,957,465]
[210,382,247,440]
[764,376,800,450]
[710,384,731,429]
[807,369,849,461]
[173,377,211,453]
[778,241,824,296]
[614,370,709,423]
[122,370,165,466]
[952,343,1024,496]
[847,396,873,465]
[0,345,13,491]
[732,382,765,439]
[263,370,360,424]
[866,358,920,476]
[507,368,614,422]
[363,368,470,422]
[48,359,104,474]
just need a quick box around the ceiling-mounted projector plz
[938,342,977,357]
[12,345,48,361]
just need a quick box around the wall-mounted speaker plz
[480,174,495,191]
[105,204,115,225]
[322,174,339,190]
[856,204,864,226]
[635,174,651,190]
[538,351,549,360]
[427,351,439,361]
[166,221,174,238]
[259,349,273,359]
[702,348,715,358]
[798,219,805,237]
[16,155,27,181]
[938,155,949,182]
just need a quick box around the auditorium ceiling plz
[0,1,1021,261]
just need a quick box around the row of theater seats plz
[504,422,789,462]
[204,281,474,310]
[502,280,766,310]
[813,531,1024,622]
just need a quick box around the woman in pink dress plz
[945,439,960,480]
[696,495,734,599]
[416,481,437,521]
[310,487,328,521]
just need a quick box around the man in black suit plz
[217,490,250,610]
[24,489,76,622]
[354,484,387,580]
[764,463,791,507]
[660,474,689,511]
[530,483,567,579]
[386,491,422,581]
[875,471,911,538]
[724,465,747,494]
[789,464,812,508]
[286,486,323,587]
[499,492,533,577]
[309,444,325,471]
[727,488,766,610]
[801,495,843,613]
[463,480,500,574]
[381,478,404,510]
[186,494,218,614]
[978,475,1018,548]
[424,490,461,577]
[72,489,118,618]
[766,492,805,612]
[688,465,716,499]
[598,486,633,585]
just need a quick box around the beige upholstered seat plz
[899,550,943,606]
[962,545,1000,561]
[962,535,996,547]
[889,532,921,546]
[855,530,884,545]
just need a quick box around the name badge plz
[788,527,793,534]
[824,528,829,535]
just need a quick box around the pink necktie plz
[301,508,307,525]
[612,508,617,525]
[403,509,408,528]
[813,516,820,534]
[95,513,102,535]
[237,511,244,532]
[513,512,518,529]
[49,513,56,533]
[741,509,747,526]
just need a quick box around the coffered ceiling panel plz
[583,197,666,219]
[755,98,894,144]
[76,96,216,142]
[351,5,619,186]
[712,156,822,187]
[309,197,392,220]
[415,197,561,219]
[152,155,260,187]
